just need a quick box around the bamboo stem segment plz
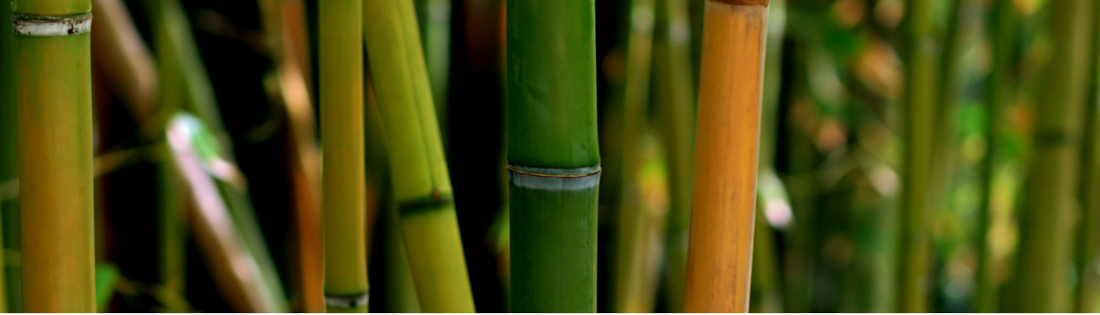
[682,0,767,312]
[507,0,601,312]
[1009,0,1094,312]
[13,0,96,311]
[319,0,369,311]
[362,0,475,311]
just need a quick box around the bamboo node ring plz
[508,164,602,191]
[398,191,455,214]
[11,12,92,36]
[324,292,369,309]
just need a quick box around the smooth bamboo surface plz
[319,0,369,311]
[507,0,601,312]
[14,0,96,311]
[1009,0,1094,312]
[682,0,767,312]
[363,0,475,311]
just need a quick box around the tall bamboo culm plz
[611,0,656,311]
[12,0,96,311]
[1078,0,1100,311]
[974,0,1015,312]
[682,0,768,312]
[1008,0,1094,312]
[362,0,475,312]
[652,0,696,311]
[897,0,937,310]
[319,0,369,310]
[507,0,600,312]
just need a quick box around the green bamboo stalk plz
[611,0,656,311]
[0,0,15,310]
[974,0,1016,312]
[897,0,938,310]
[413,0,451,136]
[363,0,475,311]
[652,0,695,311]
[930,0,965,218]
[507,0,600,312]
[1078,0,1100,311]
[1008,0,1094,312]
[319,0,369,310]
[749,175,785,313]
[781,36,817,314]
[13,0,96,310]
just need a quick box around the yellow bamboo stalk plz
[682,0,768,312]
[14,0,97,310]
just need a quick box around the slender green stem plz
[1078,0,1100,311]
[897,0,937,310]
[413,0,451,138]
[13,0,96,310]
[363,0,475,311]
[507,0,600,312]
[319,0,368,311]
[974,0,1015,312]
[611,0,656,311]
[652,0,695,311]
[1008,0,1094,312]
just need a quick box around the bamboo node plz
[398,191,455,215]
[324,292,369,309]
[507,163,602,191]
[11,12,92,36]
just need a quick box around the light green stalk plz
[362,0,475,311]
[507,0,600,312]
[1008,0,1094,312]
[13,0,96,310]
[897,0,938,310]
[652,0,695,311]
[413,0,451,136]
[611,0,656,312]
[974,0,1016,312]
[1078,0,1100,311]
[319,0,368,310]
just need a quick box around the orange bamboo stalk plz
[682,0,768,312]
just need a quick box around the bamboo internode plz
[319,0,369,311]
[682,0,767,312]
[14,0,97,311]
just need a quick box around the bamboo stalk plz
[611,0,656,312]
[682,0,768,312]
[362,0,475,311]
[167,114,288,312]
[507,0,600,312]
[319,0,369,310]
[1008,0,1094,312]
[1078,0,1100,311]
[13,0,96,311]
[652,0,696,311]
[896,0,937,310]
[413,0,452,136]
[256,0,325,310]
[974,0,1015,312]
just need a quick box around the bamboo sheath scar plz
[683,0,767,312]
[13,0,97,312]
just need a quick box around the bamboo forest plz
[1,0,1100,312]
